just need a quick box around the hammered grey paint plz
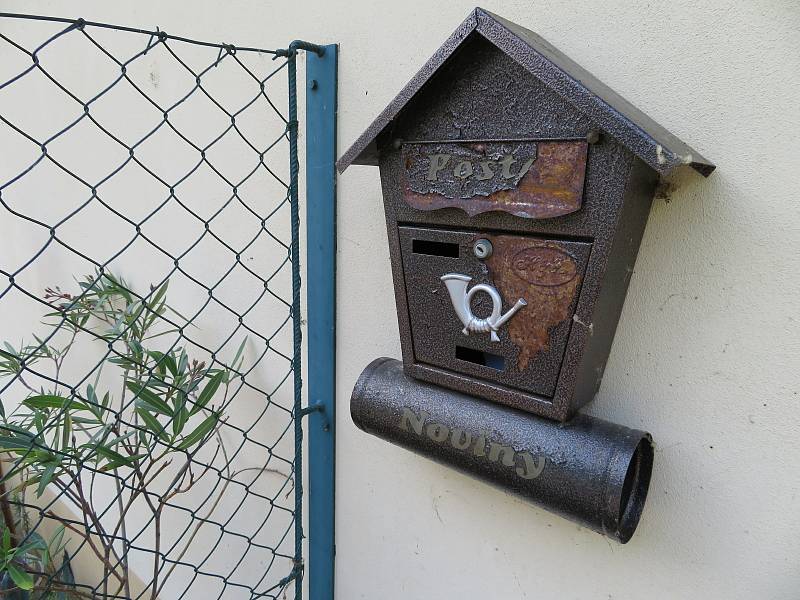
[337,8,715,176]
[351,358,654,543]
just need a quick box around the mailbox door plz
[399,226,591,398]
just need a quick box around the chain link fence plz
[0,13,309,599]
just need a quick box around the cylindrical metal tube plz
[351,358,654,543]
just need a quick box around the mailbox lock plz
[473,239,493,260]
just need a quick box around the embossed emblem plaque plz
[402,140,588,219]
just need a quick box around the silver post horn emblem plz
[440,273,527,342]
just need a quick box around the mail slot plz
[338,7,715,423]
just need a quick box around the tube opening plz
[617,437,654,543]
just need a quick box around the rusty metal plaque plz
[484,235,583,372]
[402,140,587,219]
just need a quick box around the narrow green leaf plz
[52,419,61,453]
[1,424,34,437]
[57,550,75,588]
[108,357,135,367]
[165,303,193,324]
[34,450,55,463]
[0,436,31,453]
[110,453,146,470]
[41,547,51,577]
[128,338,143,356]
[126,382,173,416]
[18,532,46,555]
[142,329,179,342]
[136,408,168,442]
[36,462,57,497]
[172,406,189,437]
[106,274,133,304]
[162,353,178,377]
[149,280,169,309]
[69,416,100,425]
[0,347,20,376]
[146,379,171,391]
[94,445,137,470]
[177,413,219,450]
[31,335,53,358]
[147,351,167,377]
[32,411,44,434]
[85,385,104,421]
[0,350,18,375]
[99,431,135,450]
[190,371,225,416]
[86,385,98,405]
[60,412,71,452]
[84,424,111,449]
[177,350,188,375]
[49,525,65,558]
[6,562,33,590]
[232,336,248,371]
[144,281,169,332]
[22,395,88,412]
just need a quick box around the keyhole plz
[473,239,493,260]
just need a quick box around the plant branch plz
[45,511,124,585]
[0,460,17,545]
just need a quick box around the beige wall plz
[3,1,800,599]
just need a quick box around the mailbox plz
[338,8,715,421]
[338,8,715,541]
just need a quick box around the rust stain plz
[511,246,578,287]
[403,140,587,219]
[485,235,581,370]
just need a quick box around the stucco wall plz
[4,1,800,599]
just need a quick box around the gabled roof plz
[337,8,715,177]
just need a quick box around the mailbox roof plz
[337,8,715,177]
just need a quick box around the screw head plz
[473,238,493,260]
[309,79,318,90]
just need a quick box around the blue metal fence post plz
[306,43,337,600]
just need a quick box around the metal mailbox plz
[339,8,715,421]
[337,8,715,541]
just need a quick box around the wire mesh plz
[0,13,305,600]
